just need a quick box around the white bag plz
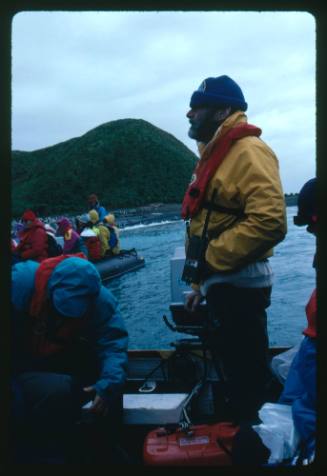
[252,402,300,464]
[270,339,303,384]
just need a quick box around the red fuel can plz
[143,422,239,466]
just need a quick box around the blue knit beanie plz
[190,75,247,111]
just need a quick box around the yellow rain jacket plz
[187,111,287,282]
[104,214,121,255]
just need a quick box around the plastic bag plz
[270,339,303,384]
[252,403,300,464]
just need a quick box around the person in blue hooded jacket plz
[87,193,108,222]
[10,256,128,463]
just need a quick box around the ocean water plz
[105,206,316,349]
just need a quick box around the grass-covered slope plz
[12,119,198,217]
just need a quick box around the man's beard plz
[188,110,220,143]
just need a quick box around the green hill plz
[12,119,198,218]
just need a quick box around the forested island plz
[12,118,298,219]
[12,119,197,218]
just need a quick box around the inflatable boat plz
[94,248,145,282]
[55,235,145,282]
[11,245,306,466]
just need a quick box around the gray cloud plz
[12,11,316,192]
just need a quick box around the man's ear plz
[213,106,231,122]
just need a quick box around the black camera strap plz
[185,219,191,239]
[181,189,218,285]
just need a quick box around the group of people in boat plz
[10,75,317,466]
[11,193,121,265]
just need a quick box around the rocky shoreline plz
[11,203,183,232]
[111,203,182,228]
[12,197,297,231]
[111,195,297,228]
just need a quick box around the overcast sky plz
[12,10,316,193]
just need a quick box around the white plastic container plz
[123,393,188,425]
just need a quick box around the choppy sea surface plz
[105,206,316,349]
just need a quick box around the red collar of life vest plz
[303,288,317,338]
[29,252,88,317]
[28,253,88,357]
[181,123,262,220]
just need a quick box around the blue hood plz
[47,257,101,318]
[11,260,40,311]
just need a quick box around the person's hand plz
[184,290,203,312]
[83,386,109,417]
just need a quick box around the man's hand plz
[83,386,109,417]
[184,290,204,312]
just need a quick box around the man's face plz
[186,105,220,143]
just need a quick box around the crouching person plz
[10,255,128,464]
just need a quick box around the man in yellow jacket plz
[183,75,287,424]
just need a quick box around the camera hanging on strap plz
[181,189,217,285]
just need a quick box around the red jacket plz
[84,236,102,261]
[15,220,48,262]
[303,289,316,339]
